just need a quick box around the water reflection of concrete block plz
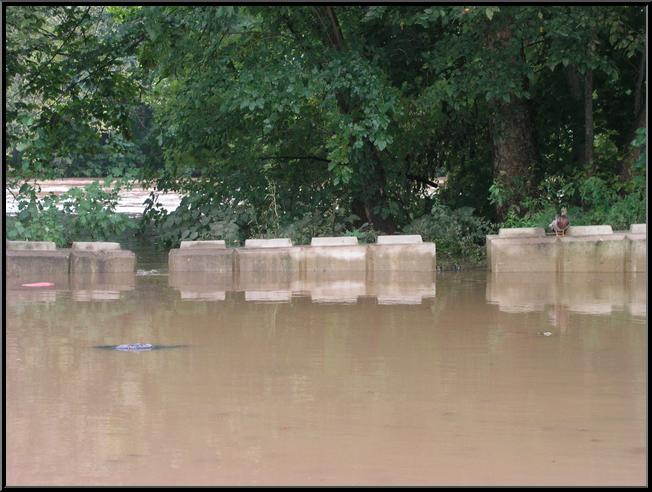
[486,272,558,308]
[309,280,366,303]
[567,303,614,315]
[6,289,58,303]
[245,291,291,302]
[366,271,436,304]
[73,290,122,302]
[169,271,233,300]
[70,273,136,301]
[179,291,226,301]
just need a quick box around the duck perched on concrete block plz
[549,207,570,237]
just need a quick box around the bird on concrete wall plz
[549,207,570,237]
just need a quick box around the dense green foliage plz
[5,6,647,263]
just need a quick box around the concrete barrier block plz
[168,248,233,273]
[630,224,646,234]
[236,247,299,272]
[72,242,121,251]
[490,237,559,273]
[303,245,367,272]
[5,249,71,277]
[180,240,226,249]
[498,227,546,238]
[6,240,57,251]
[244,238,292,248]
[560,235,626,272]
[627,234,646,272]
[485,234,499,271]
[368,242,436,272]
[566,225,613,236]
[310,236,358,246]
[70,250,136,274]
[376,234,423,245]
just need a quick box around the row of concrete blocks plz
[5,241,135,277]
[169,235,436,273]
[486,224,646,272]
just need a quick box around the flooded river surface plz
[5,248,647,485]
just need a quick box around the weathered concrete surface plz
[70,250,136,274]
[6,240,57,251]
[72,241,121,251]
[498,227,546,238]
[566,225,613,236]
[168,248,233,273]
[302,245,367,272]
[367,243,436,272]
[180,240,226,249]
[630,223,646,234]
[310,236,358,246]
[5,249,71,277]
[560,234,627,272]
[489,237,559,273]
[236,246,300,273]
[377,234,423,245]
[488,226,646,272]
[626,233,646,272]
[244,238,292,248]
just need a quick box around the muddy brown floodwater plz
[4,249,647,486]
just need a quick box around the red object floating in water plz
[21,282,55,288]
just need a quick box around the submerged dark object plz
[94,343,186,352]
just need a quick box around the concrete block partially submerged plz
[303,244,367,272]
[70,249,136,274]
[489,237,559,273]
[487,225,645,272]
[560,234,627,272]
[168,248,233,273]
[367,242,436,272]
[236,246,300,273]
[5,249,71,277]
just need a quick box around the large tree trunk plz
[486,24,539,221]
[490,97,539,221]
[621,47,646,181]
[565,65,586,165]
[584,68,594,170]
